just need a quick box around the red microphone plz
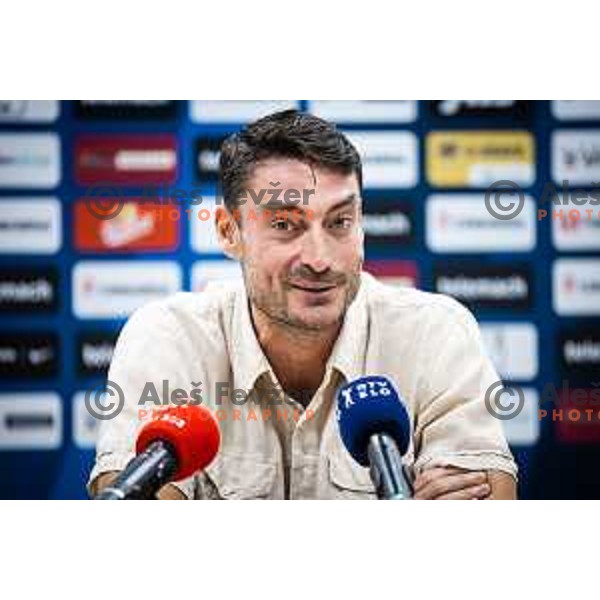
[96,404,220,500]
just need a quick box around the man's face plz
[235,158,363,332]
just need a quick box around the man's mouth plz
[289,282,337,293]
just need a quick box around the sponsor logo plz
[190,197,224,254]
[500,387,540,446]
[429,100,530,119]
[345,131,418,188]
[552,205,600,250]
[74,199,179,252]
[427,131,535,187]
[0,133,61,188]
[73,392,101,448]
[73,261,182,319]
[480,323,539,381]
[559,328,600,377]
[0,267,58,313]
[309,101,417,123]
[426,194,536,252]
[77,331,117,376]
[552,131,600,185]
[364,260,418,288]
[190,260,242,292]
[75,135,177,185]
[551,101,600,121]
[553,258,600,316]
[0,393,62,449]
[0,333,58,378]
[74,100,177,120]
[195,137,225,183]
[554,387,600,444]
[363,202,414,249]
[0,101,59,123]
[434,264,532,310]
[74,390,114,448]
[189,101,298,123]
[0,198,61,254]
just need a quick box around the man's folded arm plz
[413,298,518,499]
[487,470,516,499]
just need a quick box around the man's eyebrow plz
[257,201,302,212]
[326,194,360,214]
[257,193,360,214]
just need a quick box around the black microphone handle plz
[95,440,178,500]
[367,433,413,500]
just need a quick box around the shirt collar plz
[231,282,271,392]
[326,274,369,384]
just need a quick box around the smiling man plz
[89,110,517,500]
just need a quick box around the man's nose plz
[299,227,332,274]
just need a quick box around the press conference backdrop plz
[0,100,599,499]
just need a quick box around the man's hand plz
[413,467,516,500]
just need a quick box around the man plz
[89,110,517,500]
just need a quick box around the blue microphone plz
[337,375,413,500]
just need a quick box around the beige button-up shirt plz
[88,272,517,499]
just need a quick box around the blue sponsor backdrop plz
[0,101,599,499]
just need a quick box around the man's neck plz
[249,303,341,407]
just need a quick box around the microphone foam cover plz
[337,375,411,466]
[136,404,220,481]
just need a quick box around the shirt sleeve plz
[412,296,518,480]
[87,299,208,499]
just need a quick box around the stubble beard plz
[242,261,362,335]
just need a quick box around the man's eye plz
[330,216,353,229]
[272,219,293,231]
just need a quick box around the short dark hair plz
[218,109,362,212]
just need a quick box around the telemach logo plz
[363,205,414,247]
[0,268,58,312]
[560,329,600,376]
[434,264,532,310]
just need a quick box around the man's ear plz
[215,206,243,260]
